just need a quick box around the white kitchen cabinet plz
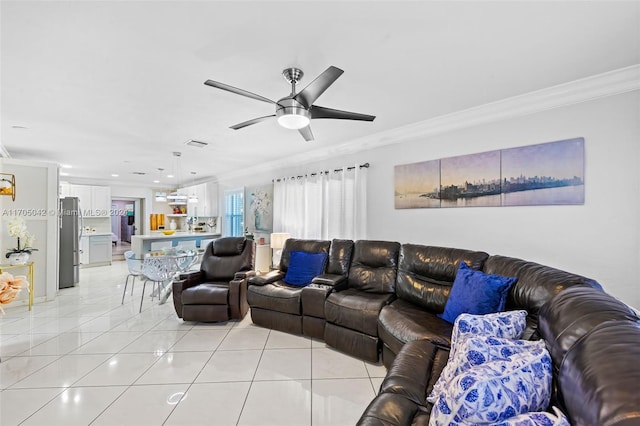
[69,184,111,217]
[70,184,93,213]
[81,234,112,267]
[203,182,218,217]
[89,235,112,264]
[185,182,218,217]
[91,186,111,216]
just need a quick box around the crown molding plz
[217,64,640,183]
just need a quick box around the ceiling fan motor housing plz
[276,97,310,129]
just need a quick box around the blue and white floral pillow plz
[449,310,528,358]
[428,337,545,403]
[428,310,528,403]
[428,346,553,425]
[492,406,570,426]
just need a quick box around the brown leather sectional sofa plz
[247,238,640,425]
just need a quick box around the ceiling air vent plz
[132,171,146,175]
[185,140,208,148]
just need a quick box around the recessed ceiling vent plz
[185,140,208,148]
[132,171,146,175]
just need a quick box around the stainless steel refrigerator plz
[59,197,82,288]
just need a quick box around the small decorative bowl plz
[161,230,176,235]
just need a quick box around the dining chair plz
[122,251,143,304]
[139,256,175,312]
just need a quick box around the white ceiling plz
[1,1,639,187]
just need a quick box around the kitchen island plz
[131,232,220,256]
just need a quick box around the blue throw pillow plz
[283,250,327,287]
[438,262,517,324]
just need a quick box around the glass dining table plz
[139,249,199,310]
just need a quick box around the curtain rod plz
[273,163,370,182]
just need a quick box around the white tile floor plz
[0,261,386,425]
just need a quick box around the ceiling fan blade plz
[230,114,276,130]
[204,80,276,105]
[310,105,376,121]
[298,125,314,141]
[293,66,344,108]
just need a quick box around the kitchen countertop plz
[132,231,219,240]
[81,232,113,237]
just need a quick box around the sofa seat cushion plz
[357,339,448,426]
[325,289,395,336]
[182,283,229,305]
[247,281,303,315]
[378,299,453,354]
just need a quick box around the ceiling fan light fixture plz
[276,104,310,130]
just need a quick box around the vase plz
[255,214,261,230]
[8,252,30,265]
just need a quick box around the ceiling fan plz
[204,66,375,141]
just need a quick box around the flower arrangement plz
[0,272,29,313]
[250,190,271,216]
[5,216,38,258]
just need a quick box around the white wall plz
[219,91,640,309]
[0,159,59,304]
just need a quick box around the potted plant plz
[5,217,38,265]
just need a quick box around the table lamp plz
[270,232,290,268]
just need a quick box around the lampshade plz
[270,232,290,249]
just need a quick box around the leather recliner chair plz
[324,240,401,362]
[172,237,255,322]
[247,238,331,335]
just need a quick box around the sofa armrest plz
[178,270,202,281]
[229,276,250,319]
[249,270,285,285]
[312,273,347,291]
[379,339,442,407]
[234,270,256,280]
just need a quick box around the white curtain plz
[273,165,367,240]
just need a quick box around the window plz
[224,188,244,237]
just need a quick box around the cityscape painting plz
[501,138,584,206]
[440,150,501,208]
[394,159,440,209]
[393,137,585,209]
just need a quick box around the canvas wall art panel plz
[501,138,585,206]
[394,159,441,209]
[440,150,501,208]
[245,184,274,232]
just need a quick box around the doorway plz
[111,197,143,261]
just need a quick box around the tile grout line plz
[235,327,272,426]
[160,325,233,425]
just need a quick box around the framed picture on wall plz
[394,159,441,209]
[245,184,274,232]
[501,137,585,206]
[440,150,501,208]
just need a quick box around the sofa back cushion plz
[558,320,640,426]
[348,240,401,293]
[396,244,489,312]
[538,285,639,369]
[483,255,602,339]
[326,239,354,276]
[279,239,331,273]
[201,237,254,281]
